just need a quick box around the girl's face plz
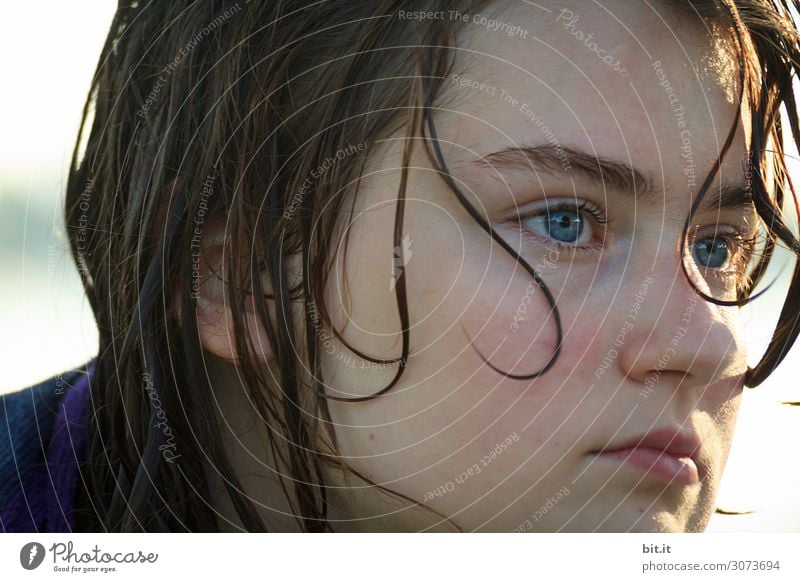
[318,1,753,532]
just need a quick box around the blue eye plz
[521,203,600,245]
[546,209,584,242]
[693,237,730,269]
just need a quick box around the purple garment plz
[0,366,92,532]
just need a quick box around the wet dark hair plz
[66,0,800,531]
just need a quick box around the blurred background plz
[0,1,797,532]
[0,1,112,390]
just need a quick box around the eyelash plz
[690,227,761,276]
[509,199,610,252]
[507,200,761,276]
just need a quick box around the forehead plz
[441,0,750,192]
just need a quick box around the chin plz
[603,509,707,533]
[551,505,706,532]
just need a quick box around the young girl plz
[2,0,800,532]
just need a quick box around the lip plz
[591,428,702,486]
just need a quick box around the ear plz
[191,214,274,364]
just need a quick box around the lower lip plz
[594,447,700,486]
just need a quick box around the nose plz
[615,246,746,392]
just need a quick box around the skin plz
[199,0,756,532]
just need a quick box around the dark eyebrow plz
[702,183,754,212]
[470,144,753,213]
[471,144,659,200]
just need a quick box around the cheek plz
[699,377,743,446]
[319,191,608,445]
[449,256,609,389]
[321,226,623,524]
[387,237,616,443]
[686,382,742,500]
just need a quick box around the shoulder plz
[0,363,93,532]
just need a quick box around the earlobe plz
[191,214,274,364]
